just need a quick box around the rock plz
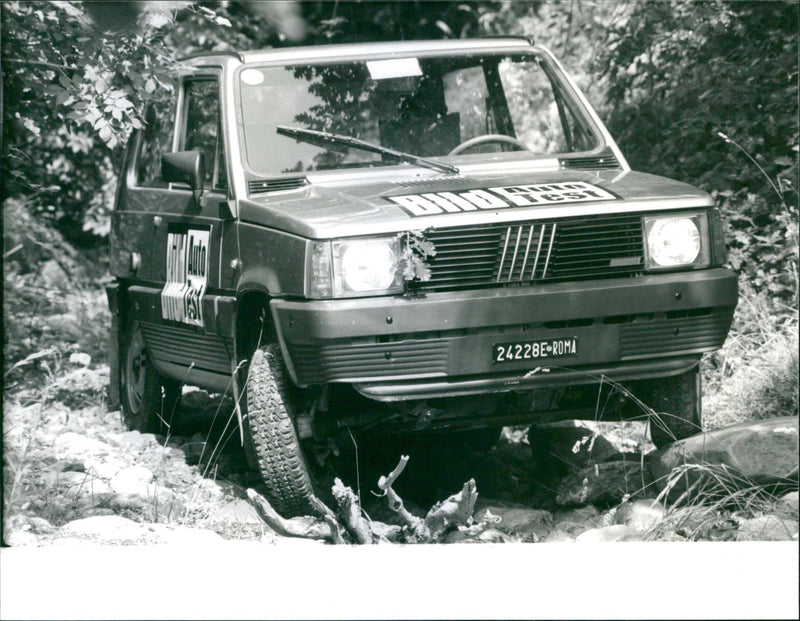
[117,430,157,451]
[542,529,576,543]
[553,506,603,534]
[50,367,109,407]
[5,514,56,545]
[161,445,189,462]
[44,470,113,496]
[110,466,155,494]
[25,515,56,535]
[556,460,654,507]
[371,522,403,543]
[216,499,263,524]
[735,516,799,542]
[776,491,799,518]
[53,432,113,461]
[39,260,69,288]
[615,499,666,531]
[60,515,147,542]
[576,524,642,543]
[444,526,513,544]
[84,457,126,481]
[529,423,618,472]
[5,530,40,546]
[474,505,553,540]
[180,390,208,410]
[193,477,227,499]
[80,508,118,518]
[47,313,82,340]
[650,417,799,500]
[106,491,178,520]
[580,421,654,455]
[68,352,92,367]
[147,524,224,545]
[651,531,690,542]
[475,528,513,543]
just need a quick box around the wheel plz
[448,134,529,155]
[646,366,703,448]
[242,344,316,518]
[120,319,181,434]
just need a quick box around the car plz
[106,37,739,517]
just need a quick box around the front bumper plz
[270,268,738,398]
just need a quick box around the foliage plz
[647,461,795,541]
[492,0,799,306]
[1,1,180,245]
[703,281,799,429]
[397,230,437,284]
[589,0,799,304]
[3,196,110,376]
[299,1,509,44]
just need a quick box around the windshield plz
[237,51,600,175]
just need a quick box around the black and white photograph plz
[2,1,798,619]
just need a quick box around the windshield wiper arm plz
[276,125,459,175]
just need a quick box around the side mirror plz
[162,151,205,194]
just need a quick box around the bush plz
[703,282,799,429]
[3,198,110,382]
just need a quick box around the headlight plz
[644,213,710,270]
[306,237,403,298]
[334,237,402,296]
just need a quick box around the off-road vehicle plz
[107,38,739,516]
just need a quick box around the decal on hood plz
[387,181,617,217]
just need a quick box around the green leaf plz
[98,125,112,142]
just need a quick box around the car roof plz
[181,37,536,66]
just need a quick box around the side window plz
[181,78,227,191]
[136,96,177,187]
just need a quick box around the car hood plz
[237,168,714,239]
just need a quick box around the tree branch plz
[247,488,332,541]
[2,57,75,72]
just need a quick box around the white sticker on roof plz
[367,58,423,80]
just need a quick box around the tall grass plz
[645,461,797,541]
[703,280,799,430]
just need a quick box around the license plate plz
[492,336,578,364]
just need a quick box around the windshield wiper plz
[276,125,459,175]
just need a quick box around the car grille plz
[410,213,645,292]
[288,338,449,384]
[619,307,735,358]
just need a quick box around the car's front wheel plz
[646,366,703,448]
[242,344,316,518]
[120,319,181,435]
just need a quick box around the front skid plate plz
[353,356,699,401]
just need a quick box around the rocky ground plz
[3,357,798,548]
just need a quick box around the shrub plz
[703,282,799,429]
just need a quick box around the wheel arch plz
[235,288,278,362]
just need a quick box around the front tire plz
[120,319,181,435]
[242,344,315,518]
[646,366,703,448]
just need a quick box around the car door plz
[116,71,237,391]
